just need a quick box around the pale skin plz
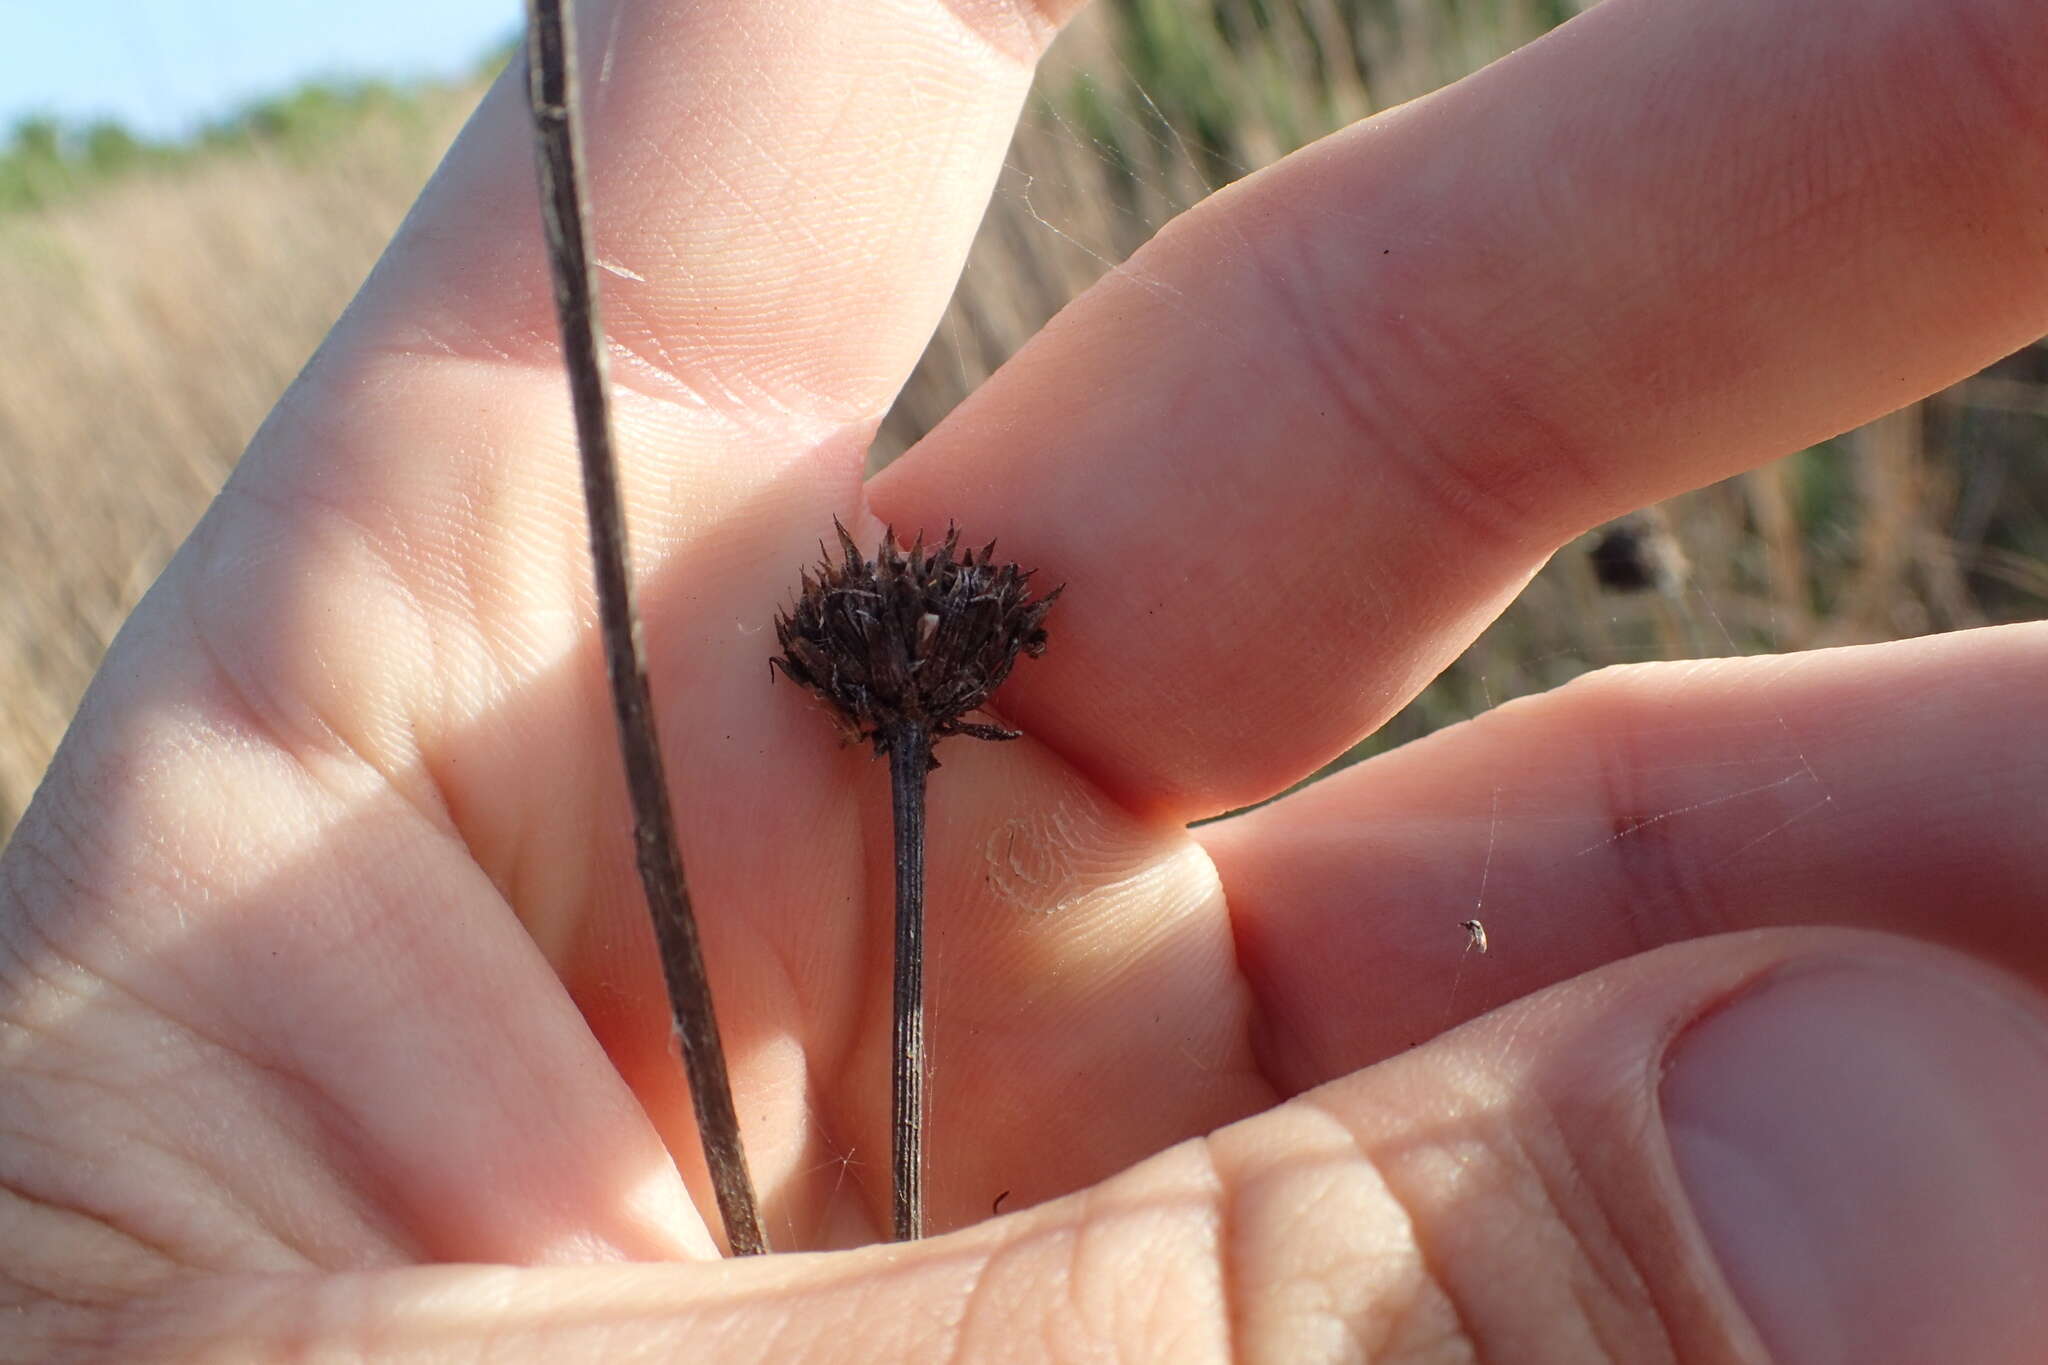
[5,0,2048,1359]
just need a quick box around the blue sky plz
[4,0,519,139]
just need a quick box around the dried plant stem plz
[886,725,933,1242]
[523,0,767,1257]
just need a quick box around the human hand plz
[6,0,2047,1359]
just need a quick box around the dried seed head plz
[1588,512,1688,595]
[772,520,1060,758]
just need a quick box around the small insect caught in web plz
[1441,917,1494,1034]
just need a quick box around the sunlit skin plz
[4,0,2047,1358]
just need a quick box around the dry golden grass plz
[0,93,477,836]
[1,7,2042,842]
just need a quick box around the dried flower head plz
[772,520,1059,758]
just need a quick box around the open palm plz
[9,0,2048,1358]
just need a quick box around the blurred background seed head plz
[2,0,2043,843]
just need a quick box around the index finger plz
[871,0,2048,820]
[229,0,1090,567]
[353,0,1074,420]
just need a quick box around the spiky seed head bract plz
[772,520,1060,760]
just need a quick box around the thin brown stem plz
[887,725,932,1242]
[523,0,767,1257]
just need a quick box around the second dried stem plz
[887,725,933,1242]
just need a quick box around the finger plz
[145,0,1085,885]
[1197,624,2048,1094]
[340,0,1072,428]
[870,0,2048,819]
[218,0,1079,623]
[75,931,2048,1364]
[211,0,1088,721]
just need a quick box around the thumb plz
[1239,926,2048,1364]
[72,929,2048,1362]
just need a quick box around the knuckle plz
[1550,659,1831,950]
[1235,210,1599,559]
[953,1148,1239,1362]
[1210,1086,1755,1364]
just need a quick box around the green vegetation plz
[0,35,514,214]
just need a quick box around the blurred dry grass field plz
[0,88,480,837]
[2,2,2043,843]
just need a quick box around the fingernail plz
[1663,958,2048,1365]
